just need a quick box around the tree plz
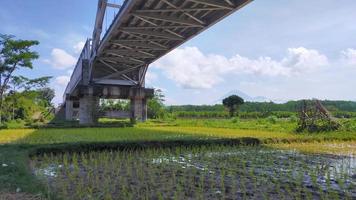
[0,34,40,123]
[10,75,52,92]
[147,89,166,119]
[100,99,130,112]
[0,34,55,123]
[222,95,244,117]
[6,76,53,121]
[37,87,55,107]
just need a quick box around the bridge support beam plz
[130,97,147,122]
[65,86,153,125]
[129,87,149,122]
[79,94,99,125]
[65,99,73,121]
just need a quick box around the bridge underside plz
[61,0,252,124]
[92,0,252,85]
[63,55,154,124]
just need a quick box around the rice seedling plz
[32,145,355,200]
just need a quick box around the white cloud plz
[228,55,290,76]
[341,48,356,66]
[153,47,226,89]
[45,48,77,70]
[55,75,70,86]
[73,41,85,54]
[153,46,328,89]
[145,71,158,85]
[282,47,329,74]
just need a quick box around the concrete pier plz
[79,95,99,125]
[130,97,147,122]
[61,85,153,125]
[65,99,73,121]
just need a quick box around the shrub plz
[341,119,356,131]
[267,116,278,124]
[240,112,263,119]
[289,115,298,123]
[272,111,294,118]
[231,117,240,124]
[4,120,26,129]
[333,111,356,118]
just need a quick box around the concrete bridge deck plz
[63,0,252,124]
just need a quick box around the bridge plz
[62,0,252,124]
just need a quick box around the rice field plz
[0,128,203,145]
[1,126,354,145]
[1,120,356,198]
[270,141,356,156]
[32,145,356,200]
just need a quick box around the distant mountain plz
[215,90,270,104]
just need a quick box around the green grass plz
[0,128,201,145]
[270,141,356,155]
[174,118,297,132]
[0,146,45,194]
[143,117,356,133]
[141,118,297,132]
[140,126,356,143]
[0,118,355,197]
[1,125,355,145]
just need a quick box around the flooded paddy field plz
[32,145,356,200]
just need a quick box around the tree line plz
[168,100,356,113]
[100,91,356,120]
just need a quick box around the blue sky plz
[1,0,356,105]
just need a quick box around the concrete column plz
[142,98,147,121]
[65,100,73,120]
[79,95,99,125]
[82,59,90,85]
[130,97,147,122]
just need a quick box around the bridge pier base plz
[130,97,147,122]
[79,95,99,125]
[64,86,153,125]
[65,99,73,121]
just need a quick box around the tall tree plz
[148,89,166,119]
[222,95,244,117]
[0,34,40,123]
[37,87,55,107]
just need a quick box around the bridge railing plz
[95,0,131,57]
[63,39,92,101]
[92,0,124,59]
